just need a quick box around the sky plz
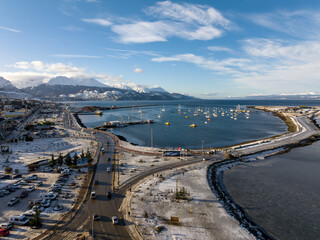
[1,0,320,98]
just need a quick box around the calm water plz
[224,141,320,240]
[74,100,292,149]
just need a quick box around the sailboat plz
[190,123,197,127]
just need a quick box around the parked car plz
[30,174,37,180]
[32,205,45,212]
[0,228,10,237]
[19,191,29,199]
[12,174,22,179]
[53,204,63,211]
[107,167,111,172]
[23,210,36,218]
[9,215,29,226]
[12,184,22,189]
[6,186,15,192]
[19,180,28,185]
[36,181,43,187]
[112,216,118,225]
[0,191,4,197]
[28,199,42,208]
[27,185,35,192]
[44,167,52,172]
[40,192,57,200]
[41,199,51,208]
[1,189,9,195]
[94,180,99,185]
[0,222,12,230]
[7,197,20,207]
[0,175,10,179]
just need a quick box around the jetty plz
[76,104,158,115]
[95,119,155,130]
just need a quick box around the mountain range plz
[0,76,196,101]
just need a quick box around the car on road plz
[7,197,19,206]
[93,213,100,221]
[0,228,10,237]
[107,167,111,172]
[91,191,96,199]
[111,216,118,225]
[107,191,112,199]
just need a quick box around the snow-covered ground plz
[118,151,195,185]
[0,113,98,239]
[126,162,254,240]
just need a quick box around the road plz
[232,116,320,156]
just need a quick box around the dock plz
[95,119,155,130]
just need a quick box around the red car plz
[0,228,10,237]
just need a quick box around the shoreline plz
[207,135,320,239]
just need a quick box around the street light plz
[202,140,204,156]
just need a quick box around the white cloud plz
[60,25,85,32]
[133,68,144,73]
[151,38,320,93]
[109,1,230,43]
[82,18,112,27]
[249,10,320,39]
[0,26,22,33]
[2,60,126,89]
[51,54,103,58]
[146,1,230,27]
[208,46,233,52]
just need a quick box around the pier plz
[94,119,155,130]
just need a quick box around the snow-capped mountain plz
[111,82,168,94]
[48,76,107,88]
[0,77,18,90]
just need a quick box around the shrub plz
[4,167,12,174]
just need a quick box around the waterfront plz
[76,100,292,149]
[224,141,320,240]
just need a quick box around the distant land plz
[1,76,320,101]
[0,76,197,101]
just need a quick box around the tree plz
[30,205,42,228]
[57,153,63,166]
[65,153,72,166]
[85,148,93,164]
[73,152,79,166]
[80,149,85,159]
[49,153,56,167]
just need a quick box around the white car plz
[23,210,36,218]
[0,222,13,230]
[112,216,118,225]
[9,215,29,226]
[107,167,111,172]
[41,199,51,208]
[27,185,35,192]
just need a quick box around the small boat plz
[94,110,103,116]
[205,122,207,124]
[190,123,197,127]
[158,115,162,118]
[185,116,189,118]
[165,122,170,125]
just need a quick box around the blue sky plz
[1,0,320,98]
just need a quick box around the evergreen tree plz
[49,153,56,167]
[30,205,42,227]
[73,152,79,166]
[80,149,85,159]
[57,153,63,166]
[85,148,93,164]
[65,153,72,166]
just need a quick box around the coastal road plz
[234,116,320,156]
